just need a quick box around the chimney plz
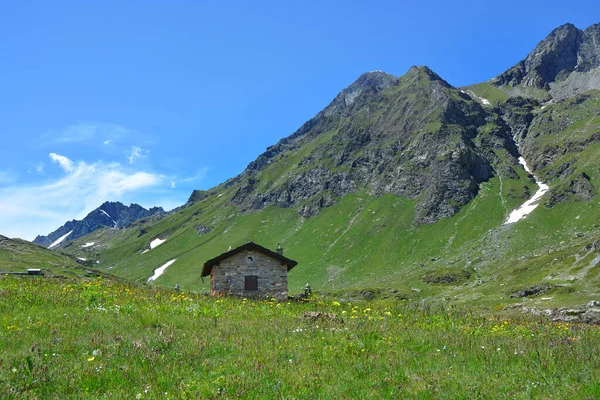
[276,243,284,256]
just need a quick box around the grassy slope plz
[465,81,550,103]
[58,165,600,309]
[462,82,510,104]
[0,236,92,278]
[2,275,600,398]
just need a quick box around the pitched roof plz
[201,242,298,277]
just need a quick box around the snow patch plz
[81,242,95,248]
[505,157,550,224]
[147,259,176,282]
[78,257,87,261]
[150,238,166,249]
[48,231,73,248]
[99,209,117,228]
[141,249,149,254]
[99,209,112,219]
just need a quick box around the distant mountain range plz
[33,202,164,248]
[12,22,600,312]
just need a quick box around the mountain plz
[33,201,164,248]
[491,23,600,101]
[54,67,533,292]
[47,22,600,310]
[228,66,515,224]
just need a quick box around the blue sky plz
[1,0,598,240]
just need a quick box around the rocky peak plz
[242,70,398,174]
[230,64,506,224]
[33,202,164,247]
[322,70,397,116]
[405,65,452,88]
[493,23,600,89]
[579,23,600,72]
[354,70,398,90]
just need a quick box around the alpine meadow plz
[4,15,600,399]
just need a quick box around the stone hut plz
[201,242,298,300]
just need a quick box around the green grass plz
[0,236,91,278]
[2,275,600,398]
[463,82,510,104]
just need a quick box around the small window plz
[247,256,253,263]
[245,275,258,291]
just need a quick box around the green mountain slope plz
[0,235,98,278]
[48,22,600,309]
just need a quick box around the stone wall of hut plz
[210,249,288,300]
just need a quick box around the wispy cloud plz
[28,162,45,175]
[0,154,165,240]
[126,146,149,165]
[181,168,209,183]
[0,171,15,185]
[41,122,135,145]
[49,153,75,172]
[167,168,209,191]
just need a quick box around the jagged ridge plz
[33,202,164,247]
[494,23,600,90]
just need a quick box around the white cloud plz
[0,158,164,240]
[170,181,176,189]
[49,153,75,172]
[126,146,149,165]
[42,122,134,145]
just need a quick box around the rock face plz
[495,23,600,90]
[187,190,210,204]
[322,70,398,117]
[519,301,600,325]
[33,202,164,247]
[489,22,600,210]
[514,90,600,207]
[227,66,513,223]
